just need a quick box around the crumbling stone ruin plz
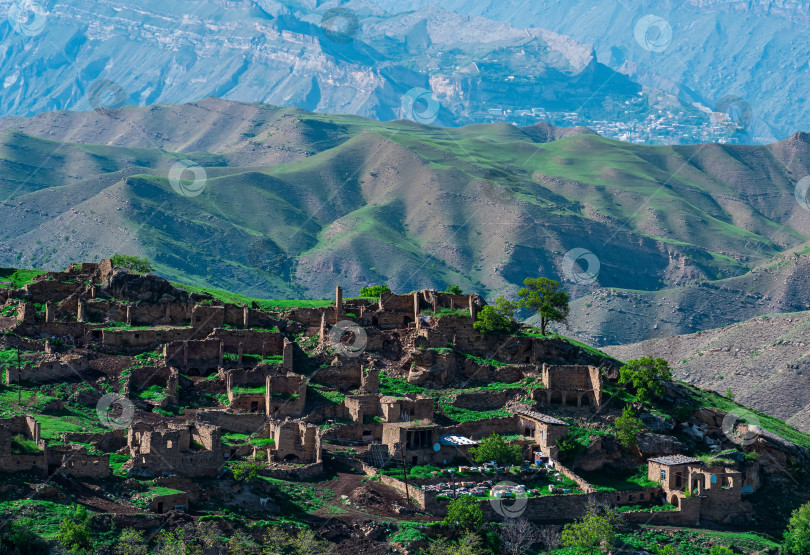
[0,257,803,542]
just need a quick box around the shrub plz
[560,507,618,554]
[614,407,645,450]
[470,434,522,466]
[57,505,93,554]
[110,254,153,274]
[784,501,810,554]
[231,460,264,482]
[443,496,484,532]
[445,285,463,295]
[2,517,48,554]
[359,285,391,298]
[473,305,515,334]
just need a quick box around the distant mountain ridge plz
[0,0,703,138]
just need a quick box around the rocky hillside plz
[605,310,810,433]
[565,248,810,346]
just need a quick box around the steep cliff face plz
[0,0,676,127]
[367,0,810,142]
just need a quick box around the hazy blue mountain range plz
[367,0,808,143]
[0,0,711,142]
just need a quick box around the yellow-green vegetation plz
[172,282,333,310]
[616,527,781,555]
[258,476,335,514]
[577,465,659,492]
[0,268,45,289]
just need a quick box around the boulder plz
[102,270,189,304]
[640,412,675,433]
[637,433,683,457]
[694,407,725,428]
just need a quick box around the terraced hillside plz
[2,99,810,347]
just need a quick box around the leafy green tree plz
[110,254,153,274]
[560,507,617,554]
[516,278,570,335]
[784,501,810,554]
[470,434,523,466]
[445,285,463,295]
[231,459,264,482]
[113,529,148,555]
[443,496,485,532]
[57,505,93,555]
[709,547,735,555]
[473,295,519,335]
[2,517,48,554]
[426,533,489,555]
[614,407,645,450]
[359,284,391,298]
[618,357,673,405]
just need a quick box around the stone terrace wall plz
[6,354,91,385]
[164,340,221,368]
[103,328,192,350]
[208,329,283,355]
[196,411,268,434]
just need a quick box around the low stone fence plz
[262,461,323,481]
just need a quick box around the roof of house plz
[508,408,568,426]
[648,455,702,466]
[439,435,478,446]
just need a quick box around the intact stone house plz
[648,455,750,524]
[510,408,569,457]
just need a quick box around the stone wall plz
[196,411,268,434]
[191,306,225,334]
[6,353,91,384]
[48,446,110,478]
[449,391,507,410]
[310,363,363,391]
[164,340,221,370]
[209,329,283,356]
[150,492,188,513]
[103,328,191,350]
[267,421,321,464]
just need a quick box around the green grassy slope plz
[2,99,810,306]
